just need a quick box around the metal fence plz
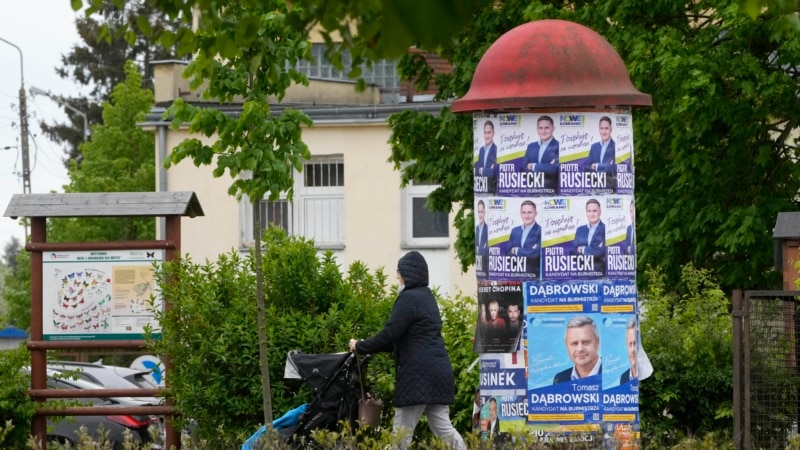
[733,290,800,450]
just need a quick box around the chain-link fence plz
[734,291,800,450]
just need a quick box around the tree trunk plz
[252,199,273,425]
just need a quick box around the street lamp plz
[30,86,90,141]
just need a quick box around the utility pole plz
[1,36,31,239]
[19,85,31,196]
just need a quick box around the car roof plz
[50,361,152,377]
[48,362,157,388]
[23,367,159,406]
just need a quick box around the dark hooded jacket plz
[355,251,456,406]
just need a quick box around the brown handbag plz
[358,397,383,427]
[357,356,383,427]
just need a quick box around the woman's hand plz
[349,339,358,352]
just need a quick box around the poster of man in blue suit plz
[570,198,606,277]
[474,119,498,195]
[521,115,559,194]
[506,200,542,279]
[476,199,490,279]
[586,116,616,173]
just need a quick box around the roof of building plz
[0,326,27,339]
[143,101,450,125]
[774,212,800,239]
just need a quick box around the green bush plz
[0,344,35,448]
[441,292,480,432]
[639,264,733,446]
[149,228,398,446]
[149,228,481,447]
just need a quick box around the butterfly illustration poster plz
[42,249,164,341]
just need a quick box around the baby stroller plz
[243,351,374,449]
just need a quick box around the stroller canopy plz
[284,350,353,392]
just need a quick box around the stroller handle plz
[351,351,373,364]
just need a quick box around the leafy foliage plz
[579,0,800,292]
[440,293,480,432]
[0,344,35,448]
[149,228,480,446]
[155,1,316,424]
[149,230,388,445]
[49,60,156,244]
[161,3,312,204]
[388,0,800,293]
[638,264,733,445]
[43,0,178,164]
[2,237,21,276]
[2,251,31,330]
[75,0,492,73]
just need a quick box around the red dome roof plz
[451,19,651,112]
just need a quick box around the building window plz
[295,43,399,91]
[257,155,345,249]
[304,158,344,187]
[260,199,291,231]
[402,180,449,248]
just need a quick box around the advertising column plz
[472,111,641,446]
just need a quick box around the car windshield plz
[130,372,158,389]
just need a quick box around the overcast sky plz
[0,1,84,250]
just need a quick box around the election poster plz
[42,249,163,341]
[472,112,635,197]
[539,196,606,280]
[525,310,603,425]
[526,280,605,314]
[599,314,640,426]
[479,353,528,439]
[475,197,490,279]
[605,197,636,279]
[524,283,606,427]
[601,279,637,315]
[601,281,640,426]
[613,115,635,196]
[485,197,542,281]
[599,314,638,391]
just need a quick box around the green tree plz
[580,0,800,292]
[0,345,36,448]
[149,229,393,445]
[161,2,313,425]
[42,1,178,164]
[639,264,733,445]
[0,237,21,322]
[2,251,31,330]
[48,60,156,243]
[149,228,479,446]
[389,0,800,292]
[2,237,21,276]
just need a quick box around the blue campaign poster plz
[526,312,603,425]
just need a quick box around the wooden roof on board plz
[4,192,204,219]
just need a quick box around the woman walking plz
[349,251,466,450]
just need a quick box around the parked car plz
[48,360,162,404]
[24,368,163,449]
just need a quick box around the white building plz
[144,55,475,297]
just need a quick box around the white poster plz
[43,249,163,341]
